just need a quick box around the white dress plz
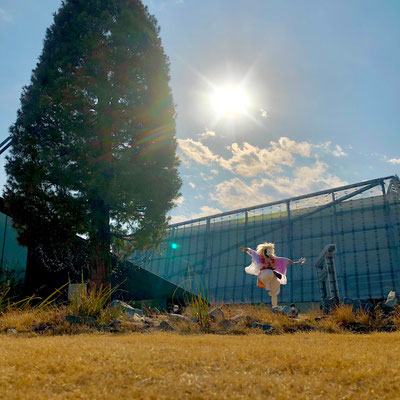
[244,248,264,276]
[244,249,288,286]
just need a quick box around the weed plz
[330,304,356,326]
[175,267,211,333]
[188,287,211,332]
[68,280,118,320]
[97,305,123,325]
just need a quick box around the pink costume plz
[244,248,289,285]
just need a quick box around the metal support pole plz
[326,253,340,301]
[331,192,346,296]
[381,181,399,293]
[202,218,210,275]
[286,200,294,302]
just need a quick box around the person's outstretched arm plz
[239,247,258,258]
[289,257,306,265]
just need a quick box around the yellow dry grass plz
[1,332,399,400]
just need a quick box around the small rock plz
[249,322,263,329]
[133,314,144,322]
[168,313,192,323]
[172,305,182,315]
[110,300,143,317]
[385,291,399,307]
[218,318,234,329]
[6,328,17,335]
[261,323,273,333]
[157,320,175,331]
[272,306,288,314]
[289,303,299,319]
[209,308,224,322]
[66,315,97,327]
[281,306,290,315]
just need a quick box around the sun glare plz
[211,85,250,117]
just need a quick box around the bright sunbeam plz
[210,85,250,118]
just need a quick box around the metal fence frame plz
[131,175,400,304]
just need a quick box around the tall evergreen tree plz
[4,0,181,287]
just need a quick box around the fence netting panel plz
[130,177,400,304]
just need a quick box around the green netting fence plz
[131,176,400,304]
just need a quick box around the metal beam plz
[169,176,395,228]
[0,136,13,156]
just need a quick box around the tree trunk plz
[89,196,111,289]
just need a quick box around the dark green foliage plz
[4,0,181,285]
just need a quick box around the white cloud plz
[219,137,312,178]
[276,137,312,158]
[387,158,400,165]
[178,136,350,209]
[189,182,196,189]
[315,141,347,157]
[174,195,184,205]
[178,136,314,178]
[211,160,347,209]
[260,108,267,118]
[178,138,218,166]
[198,129,216,141]
[259,160,347,197]
[0,8,13,23]
[332,145,347,157]
[211,178,274,209]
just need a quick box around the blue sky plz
[0,0,399,223]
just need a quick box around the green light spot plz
[171,243,178,249]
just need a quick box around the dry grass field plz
[1,332,400,400]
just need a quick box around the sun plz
[210,85,250,118]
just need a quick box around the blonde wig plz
[256,242,276,257]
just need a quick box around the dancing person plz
[240,242,305,308]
